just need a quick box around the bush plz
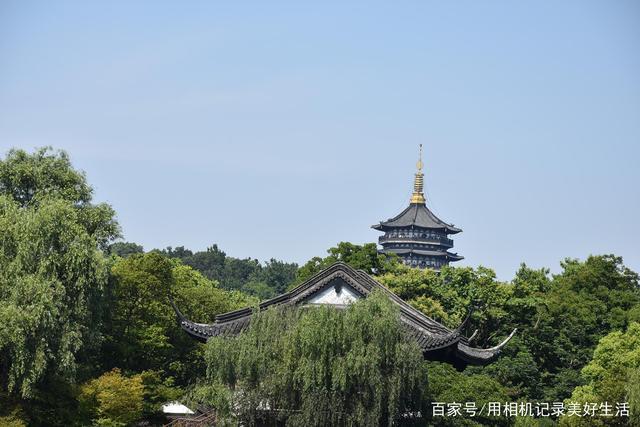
[78,369,144,426]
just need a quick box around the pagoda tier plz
[372,145,463,270]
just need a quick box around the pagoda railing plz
[379,235,454,247]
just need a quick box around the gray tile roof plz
[171,262,514,368]
[372,203,461,234]
[387,248,464,261]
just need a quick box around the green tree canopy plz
[294,242,399,287]
[102,252,257,385]
[78,368,144,427]
[0,147,92,207]
[107,242,144,258]
[0,147,119,398]
[560,322,640,426]
[426,362,512,427]
[163,244,298,296]
[526,255,640,401]
[379,256,640,403]
[199,291,429,426]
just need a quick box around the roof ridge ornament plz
[410,144,426,204]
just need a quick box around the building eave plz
[171,262,512,368]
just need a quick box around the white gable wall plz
[306,282,360,306]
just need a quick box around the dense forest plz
[1,147,639,426]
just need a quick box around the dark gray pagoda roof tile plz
[372,203,461,234]
[388,249,464,261]
[454,329,517,364]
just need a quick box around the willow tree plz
[0,147,119,398]
[198,291,429,426]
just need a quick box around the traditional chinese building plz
[172,262,515,369]
[372,145,463,270]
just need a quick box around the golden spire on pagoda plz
[410,144,426,204]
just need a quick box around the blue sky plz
[1,1,639,280]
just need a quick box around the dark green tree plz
[108,242,144,258]
[530,255,640,401]
[426,362,512,426]
[247,258,298,295]
[164,244,298,296]
[560,322,640,426]
[294,242,399,286]
[380,256,640,403]
[102,253,257,385]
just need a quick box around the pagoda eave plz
[373,223,461,235]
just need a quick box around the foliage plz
[103,252,175,373]
[426,362,512,426]
[17,376,81,427]
[78,368,144,426]
[251,258,299,294]
[163,244,298,296]
[102,252,256,386]
[2,145,640,425]
[530,256,640,401]
[0,416,27,427]
[381,256,640,405]
[0,392,28,426]
[139,370,182,422]
[202,291,429,426]
[0,148,119,399]
[107,242,144,258]
[559,322,640,426]
[378,264,511,339]
[0,147,92,208]
[627,368,640,426]
[293,241,399,287]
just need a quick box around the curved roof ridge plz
[455,328,518,365]
[171,262,512,367]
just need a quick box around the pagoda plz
[372,145,463,270]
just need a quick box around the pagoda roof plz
[389,248,464,261]
[171,262,513,369]
[372,203,462,234]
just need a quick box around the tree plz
[241,280,277,300]
[529,256,640,401]
[0,147,92,208]
[470,265,551,400]
[426,362,512,426]
[380,256,640,404]
[78,368,144,426]
[199,291,429,426]
[103,252,176,373]
[163,244,298,296]
[0,147,119,398]
[378,264,512,339]
[108,242,144,258]
[560,322,640,426]
[249,258,298,294]
[102,253,257,385]
[164,245,226,283]
[294,242,399,286]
